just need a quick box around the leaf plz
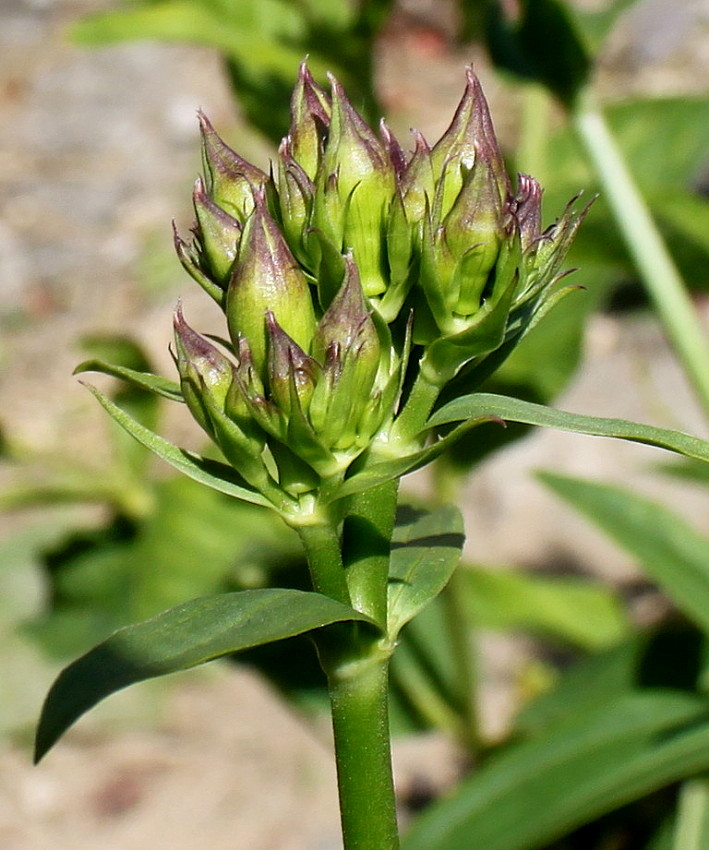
[71,0,330,80]
[389,599,466,738]
[460,566,628,650]
[608,98,709,191]
[516,625,707,737]
[387,505,465,638]
[45,477,297,633]
[427,393,709,463]
[403,691,709,850]
[74,359,183,403]
[486,0,592,107]
[658,458,709,487]
[335,412,502,501]
[35,588,375,762]
[83,383,272,508]
[76,336,170,476]
[539,473,709,634]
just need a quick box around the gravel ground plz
[1,1,708,848]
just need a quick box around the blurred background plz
[0,1,708,848]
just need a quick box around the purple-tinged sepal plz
[277,138,316,267]
[192,176,242,286]
[288,61,331,181]
[198,111,268,222]
[226,190,316,379]
[173,303,235,435]
[320,74,397,298]
[173,221,225,306]
[266,312,320,418]
[511,174,543,252]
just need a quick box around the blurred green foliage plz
[4,2,709,848]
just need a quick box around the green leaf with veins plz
[35,588,376,762]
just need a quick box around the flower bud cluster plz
[173,63,585,502]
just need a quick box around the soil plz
[0,1,707,848]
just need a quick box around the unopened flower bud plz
[321,74,396,297]
[173,304,235,435]
[288,61,331,181]
[442,160,504,315]
[399,130,436,225]
[173,222,225,305]
[198,111,268,221]
[431,68,509,215]
[266,311,319,417]
[226,190,316,378]
[192,176,241,286]
[309,258,381,448]
[277,138,316,265]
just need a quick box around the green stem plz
[342,480,399,625]
[298,488,400,849]
[326,645,399,850]
[673,776,709,850]
[572,89,709,418]
[295,518,351,606]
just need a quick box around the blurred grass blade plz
[539,473,709,633]
[35,589,374,762]
[673,777,709,850]
[403,691,709,850]
[428,393,709,463]
[461,566,627,650]
[84,383,272,507]
[71,0,329,80]
[516,626,707,738]
[387,505,465,638]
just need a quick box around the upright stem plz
[572,89,709,418]
[326,644,399,850]
[299,488,401,850]
[295,518,351,606]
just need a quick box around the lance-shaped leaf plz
[388,505,465,639]
[403,690,709,850]
[427,393,709,463]
[36,588,377,762]
[539,473,709,634]
[74,360,183,402]
[334,412,502,502]
[82,383,276,509]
